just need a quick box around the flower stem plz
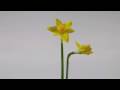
[61,40,64,79]
[66,52,78,79]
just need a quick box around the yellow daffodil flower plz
[48,19,75,42]
[76,41,93,55]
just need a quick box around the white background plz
[0,11,120,79]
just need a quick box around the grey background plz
[0,11,120,79]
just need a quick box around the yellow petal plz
[61,33,69,42]
[65,21,72,29]
[67,28,75,33]
[48,26,57,32]
[56,19,62,26]
[48,26,59,36]
[76,41,81,48]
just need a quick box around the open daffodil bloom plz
[76,41,93,55]
[48,19,75,42]
[48,19,75,79]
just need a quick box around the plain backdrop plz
[0,11,120,79]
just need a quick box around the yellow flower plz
[76,41,93,55]
[48,19,75,42]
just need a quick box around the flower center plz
[58,24,65,34]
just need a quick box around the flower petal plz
[48,26,59,36]
[65,21,72,29]
[76,41,81,48]
[61,33,69,42]
[67,28,75,33]
[56,19,62,26]
[48,26,57,32]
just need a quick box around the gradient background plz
[0,11,120,79]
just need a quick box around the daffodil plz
[48,19,75,42]
[76,41,93,55]
[66,41,93,79]
[48,19,75,79]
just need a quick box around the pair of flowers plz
[48,19,93,79]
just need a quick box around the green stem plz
[61,40,64,79]
[66,52,78,79]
